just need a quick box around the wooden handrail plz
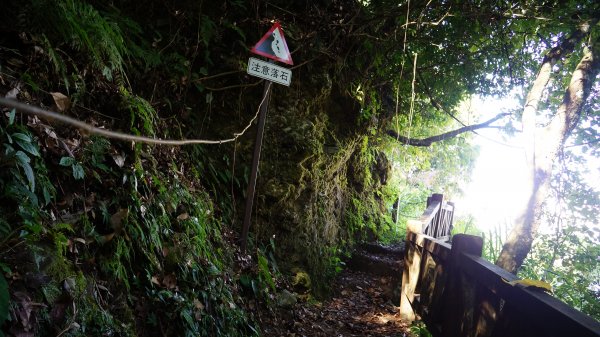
[406,231,452,259]
[399,194,599,336]
[419,201,442,232]
[400,226,600,337]
[460,253,600,337]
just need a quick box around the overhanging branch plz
[387,112,510,146]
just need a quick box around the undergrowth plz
[0,115,257,336]
[23,0,143,86]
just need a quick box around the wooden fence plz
[419,193,455,241]
[399,194,600,337]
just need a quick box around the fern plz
[57,0,127,76]
[120,86,157,135]
[26,0,144,83]
[38,34,71,88]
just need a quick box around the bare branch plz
[386,112,510,146]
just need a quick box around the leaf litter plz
[258,269,410,337]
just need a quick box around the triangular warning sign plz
[250,22,294,65]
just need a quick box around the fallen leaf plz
[50,92,71,112]
[162,274,177,289]
[5,87,20,99]
[110,209,129,234]
[13,292,34,330]
[98,233,115,244]
[112,153,126,168]
[67,239,78,254]
[73,238,87,245]
[49,295,72,323]
[193,298,205,311]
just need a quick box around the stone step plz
[346,242,405,278]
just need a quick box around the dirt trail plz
[260,245,409,336]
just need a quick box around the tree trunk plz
[495,37,600,274]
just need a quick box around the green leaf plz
[14,150,31,165]
[8,109,15,125]
[21,161,36,191]
[181,309,196,330]
[93,163,110,172]
[59,156,76,166]
[12,133,40,157]
[102,66,113,81]
[11,133,31,143]
[0,263,10,274]
[14,150,36,191]
[0,273,9,327]
[54,222,74,233]
[42,186,51,205]
[72,163,85,180]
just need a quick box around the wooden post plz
[425,194,443,236]
[399,220,424,322]
[440,234,484,337]
[240,80,272,253]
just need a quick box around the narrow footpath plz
[260,243,410,336]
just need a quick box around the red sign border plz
[250,22,294,65]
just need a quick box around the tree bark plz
[495,35,600,274]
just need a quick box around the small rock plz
[277,289,297,308]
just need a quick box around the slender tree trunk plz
[496,36,600,274]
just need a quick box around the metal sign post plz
[240,78,271,253]
[240,22,294,254]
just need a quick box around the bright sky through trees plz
[455,96,525,233]
[457,95,599,237]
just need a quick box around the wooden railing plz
[420,193,454,241]
[399,197,600,337]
